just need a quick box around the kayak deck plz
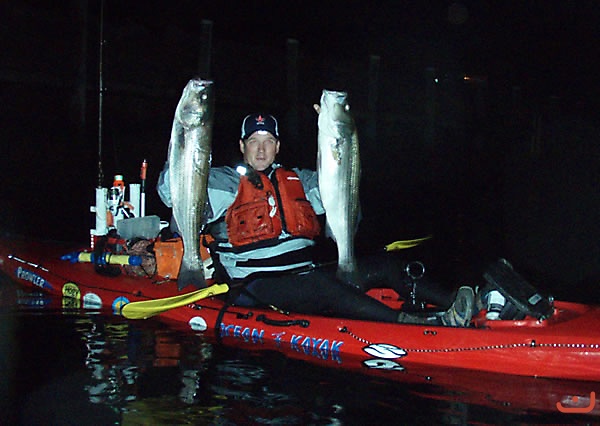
[1,235,600,381]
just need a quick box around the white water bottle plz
[486,290,506,320]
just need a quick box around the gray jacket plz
[157,162,325,280]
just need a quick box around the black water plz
[1,282,599,426]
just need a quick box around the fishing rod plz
[97,0,105,188]
[95,1,147,219]
[90,0,108,247]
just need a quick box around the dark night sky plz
[104,0,599,103]
[10,1,598,105]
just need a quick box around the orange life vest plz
[225,168,321,247]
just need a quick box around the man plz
[158,113,474,326]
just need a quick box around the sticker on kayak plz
[189,316,207,332]
[62,282,81,299]
[112,296,130,314]
[62,282,81,309]
[363,359,405,371]
[363,343,407,359]
[83,293,102,309]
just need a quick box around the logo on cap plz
[241,113,279,139]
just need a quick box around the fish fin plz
[325,223,336,242]
[177,267,207,291]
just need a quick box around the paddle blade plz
[121,283,229,320]
[384,235,433,251]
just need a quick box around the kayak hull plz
[2,235,600,381]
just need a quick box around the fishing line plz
[97,0,105,188]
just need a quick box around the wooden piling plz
[198,20,213,78]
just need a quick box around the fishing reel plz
[402,261,427,312]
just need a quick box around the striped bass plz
[316,89,361,286]
[168,79,213,290]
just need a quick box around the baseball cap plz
[240,113,279,139]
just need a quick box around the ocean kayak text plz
[220,323,344,363]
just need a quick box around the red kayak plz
[1,235,600,382]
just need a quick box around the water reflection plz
[4,283,600,425]
[72,317,222,421]
[76,319,140,405]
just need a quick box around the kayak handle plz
[256,314,310,328]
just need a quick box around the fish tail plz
[177,266,207,290]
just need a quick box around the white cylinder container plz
[129,183,141,217]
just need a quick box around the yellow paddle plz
[120,283,229,320]
[384,235,433,251]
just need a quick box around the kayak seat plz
[482,258,554,321]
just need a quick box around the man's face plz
[240,131,280,171]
